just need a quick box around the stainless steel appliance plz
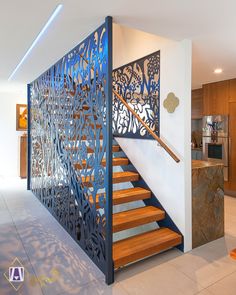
[202,115,229,181]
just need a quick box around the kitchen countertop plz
[192,160,224,169]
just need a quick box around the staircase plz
[54,83,182,273]
[29,18,182,285]
[69,133,182,270]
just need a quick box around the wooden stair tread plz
[113,187,151,204]
[73,113,98,120]
[112,171,139,184]
[64,122,102,129]
[91,187,151,207]
[81,171,139,187]
[74,157,129,169]
[66,120,101,129]
[112,145,121,152]
[66,105,92,111]
[66,134,103,141]
[113,228,182,268]
[67,145,120,153]
[113,206,165,233]
[82,105,90,110]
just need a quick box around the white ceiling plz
[1,0,236,89]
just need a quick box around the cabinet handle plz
[229,137,232,175]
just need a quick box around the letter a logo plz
[9,267,24,282]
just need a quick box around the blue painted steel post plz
[27,84,31,190]
[105,15,114,285]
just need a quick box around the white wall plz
[113,24,192,251]
[0,82,27,177]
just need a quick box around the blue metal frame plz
[112,50,160,139]
[105,16,114,285]
[28,17,114,284]
[27,83,31,190]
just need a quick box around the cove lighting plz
[8,4,63,81]
[214,68,223,74]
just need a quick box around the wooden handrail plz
[113,90,180,163]
[78,52,180,163]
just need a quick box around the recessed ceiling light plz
[8,4,63,81]
[214,68,223,74]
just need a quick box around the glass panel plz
[208,144,223,160]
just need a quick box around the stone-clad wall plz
[192,160,224,248]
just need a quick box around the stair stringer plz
[114,145,184,252]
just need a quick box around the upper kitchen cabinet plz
[192,88,203,119]
[226,102,236,192]
[203,80,229,115]
[229,78,236,102]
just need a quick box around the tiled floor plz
[0,178,236,295]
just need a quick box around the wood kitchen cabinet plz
[202,78,236,195]
[192,88,203,119]
[226,80,236,193]
[229,78,236,102]
[225,102,236,192]
[20,134,27,178]
[203,80,229,115]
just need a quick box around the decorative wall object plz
[112,51,160,139]
[28,17,113,284]
[16,104,27,130]
[163,92,179,113]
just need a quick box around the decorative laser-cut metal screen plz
[28,17,113,284]
[112,51,160,139]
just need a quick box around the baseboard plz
[225,189,236,197]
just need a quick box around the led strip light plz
[8,4,63,81]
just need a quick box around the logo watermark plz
[9,266,24,282]
[4,257,60,291]
[4,258,26,291]
[30,268,60,287]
